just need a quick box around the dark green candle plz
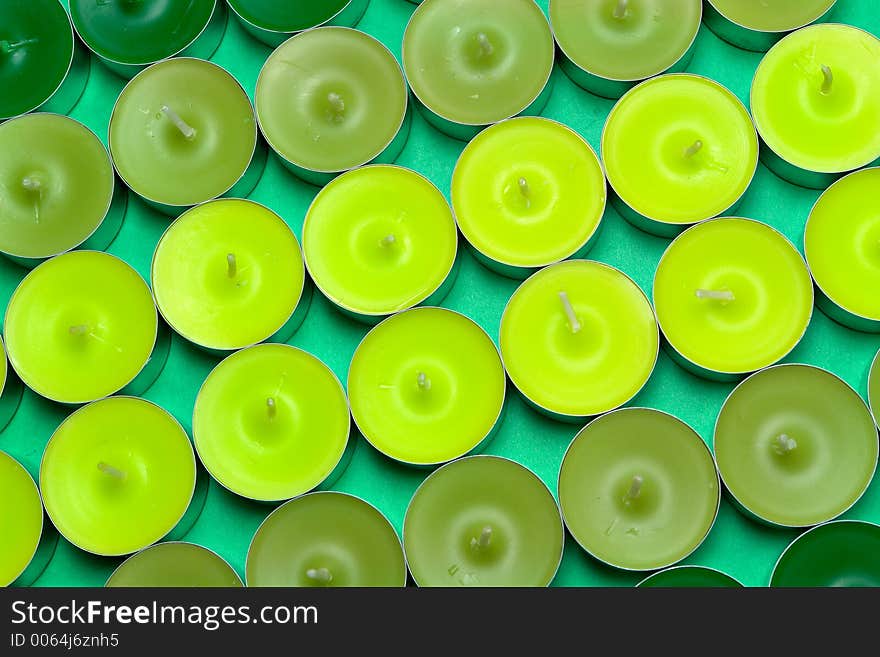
[106,542,242,587]
[228,0,367,47]
[637,566,743,588]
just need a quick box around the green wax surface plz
[0,450,43,586]
[870,350,879,428]
[229,0,350,32]
[709,0,835,32]
[106,542,242,587]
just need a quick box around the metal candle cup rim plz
[347,306,507,468]
[601,73,759,229]
[245,490,408,587]
[635,564,745,588]
[400,0,555,128]
[3,250,160,406]
[498,260,659,420]
[707,0,837,36]
[149,197,306,352]
[402,454,565,587]
[255,27,409,176]
[0,449,45,587]
[108,57,260,209]
[38,396,198,557]
[104,540,244,587]
[557,407,722,572]
[712,362,879,529]
[652,216,815,378]
[450,116,607,271]
[302,165,458,318]
[548,0,703,84]
[191,343,352,503]
[227,0,361,40]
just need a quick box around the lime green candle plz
[247,492,406,587]
[602,74,758,236]
[404,456,563,587]
[550,0,702,98]
[193,344,350,502]
[451,117,606,276]
[637,566,743,588]
[4,251,159,404]
[106,542,242,587]
[500,261,658,420]
[152,199,308,351]
[303,166,457,320]
[653,217,813,379]
[228,0,368,47]
[40,397,197,556]
[705,0,837,52]
[0,337,23,434]
[715,365,878,527]
[870,349,879,429]
[402,0,555,139]
[0,451,43,586]
[109,58,261,212]
[348,308,506,466]
[559,408,720,571]
[751,24,880,189]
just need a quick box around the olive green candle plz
[870,349,880,429]
[106,542,242,587]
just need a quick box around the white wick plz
[558,291,582,334]
[518,177,531,208]
[267,397,277,420]
[624,475,643,502]
[695,289,735,301]
[160,104,196,139]
[0,38,38,54]
[227,253,237,278]
[820,64,833,95]
[417,371,431,391]
[305,568,333,584]
[21,176,42,192]
[470,526,493,550]
[613,0,628,19]
[69,324,90,336]
[97,461,126,480]
[380,234,397,247]
[327,92,345,120]
[684,140,703,159]
[773,433,797,455]
[476,32,493,57]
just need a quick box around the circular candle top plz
[771,521,880,587]
[194,344,350,502]
[402,0,554,126]
[751,24,880,174]
[637,565,743,588]
[4,251,158,404]
[559,408,720,571]
[452,117,606,268]
[303,166,457,317]
[603,74,758,227]
[256,28,408,173]
[106,543,242,587]
[229,0,350,32]
[152,199,305,350]
[805,168,880,322]
[0,336,7,397]
[70,0,215,65]
[247,492,406,587]
[0,114,114,259]
[550,0,701,81]
[653,218,813,376]
[709,0,835,32]
[870,350,880,428]
[348,308,506,465]
[0,450,43,586]
[0,0,74,119]
[40,397,196,556]
[715,365,878,527]
[501,261,658,417]
[110,58,257,207]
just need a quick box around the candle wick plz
[305,568,333,585]
[695,288,735,302]
[613,0,628,19]
[624,475,643,504]
[417,371,432,391]
[0,38,39,55]
[558,291,582,334]
[327,92,345,122]
[773,433,797,456]
[379,234,397,248]
[476,32,494,57]
[470,526,493,550]
[683,140,703,159]
[69,324,90,336]
[97,461,126,480]
[22,176,43,223]
[517,176,531,209]
[820,64,833,95]
[266,397,277,420]
[160,104,196,140]
[227,253,237,278]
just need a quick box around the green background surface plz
[2,0,879,587]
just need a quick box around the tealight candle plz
[70,0,226,78]
[705,0,836,52]
[0,114,125,267]
[751,24,880,189]
[349,308,506,466]
[0,0,88,120]
[770,521,880,587]
[602,74,758,236]
[715,364,878,528]
[0,451,43,586]
[559,408,720,571]
[40,397,197,556]
[653,217,813,380]
[106,543,242,587]
[4,251,163,405]
[636,566,743,588]
[451,117,606,277]
[256,28,409,185]
[109,58,264,214]
[247,492,406,587]
[402,0,555,140]
[303,166,457,321]
[151,199,309,352]
[404,456,563,586]
[870,349,879,428]
[550,0,702,98]
[805,168,880,332]
[0,337,23,433]
[500,261,658,421]
[193,344,351,502]
[228,0,368,47]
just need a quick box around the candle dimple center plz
[69,324,90,336]
[266,397,277,420]
[773,433,797,456]
[326,92,345,122]
[695,288,735,303]
[379,234,397,248]
[558,291,582,334]
[305,568,333,585]
[0,38,38,55]
[227,253,237,279]
[820,64,833,95]
[624,475,643,504]
[476,32,494,57]
[161,104,196,140]
[612,0,629,19]
[97,461,126,480]
[470,526,493,551]
[21,176,42,192]
[683,140,703,159]
[417,371,432,391]
[517,176,532,209]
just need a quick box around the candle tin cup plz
[106,542,242,587]
[704,0,837,52]
[550,0,702,99]
[870,349,880,430]
[0,337,24,434]
[228,0,369,48]
[636,565,743,588]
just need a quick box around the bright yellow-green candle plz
[303,166,457,320]
[654,218,813,379]
[40,397,196,556]
[451,117,606,276]
[106,543,242,588]
[4,251,158,404]
[0,451,43,586]
[152,199,307,351]
[194,344,350,502]
[706,0,837,51]
[0,336,22,433]
[349,308,506,466]
[501,261,658,420]
[602,74,758,236]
